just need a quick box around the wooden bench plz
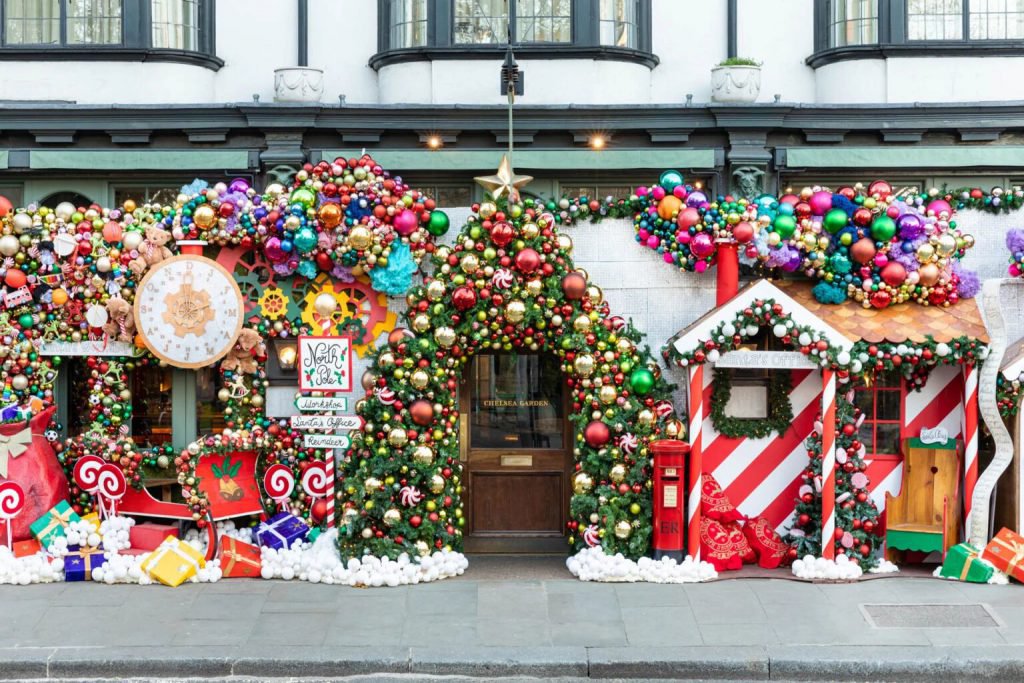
[885,437,961,562]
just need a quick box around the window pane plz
[876,389,901,421]
[470,354,565,449]
[115,185,180,208]
[196,365,227,435]
[970,0,1024,38]
[600,0,637,47]
[435,186,472,207]
[908,0,964,39]
[66,0,121,44]
[830,0,878,46]
[860,422,875,454]
[875,423,902,456]
[4,0,60,45]
[389,0,427,48]
[132,366,174,448]
[152,0,198,50]
[516,0,570,42]
[854,388,874,417]
[454,0,507,44]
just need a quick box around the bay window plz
[829,0,878,47]
[600,0,638,48]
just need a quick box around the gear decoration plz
[258,287,288,321]
[163,281,215,337]
[300,274,397,356]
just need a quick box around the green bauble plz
[289,187,316,210]
[17,313,32,328]
[823,209,849,234]
[427,210,450,236]
[659,170,684,192]
[870,215,896,242]
[629,368,655,395]
[772,214,796,238]
[293,227,317,253]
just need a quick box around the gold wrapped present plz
[141,536,205,587]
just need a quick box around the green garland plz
[709,368,793,439]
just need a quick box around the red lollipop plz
[263,463,295,510]
[73,455,105,494]
[0,481,24,550]
[300,461,330,499]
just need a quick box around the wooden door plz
[462,354,571,553]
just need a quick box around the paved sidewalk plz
[3,557,1024,681]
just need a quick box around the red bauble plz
[0,195,11,217]
[562,273,587,300]
[311,499,327,523]
[410,399,434,426]
[732,221,755,244]
[452,286,477,311]
[4,268,26,289]
[583,420,610,447]
[490,221,515,247]
[514,248,541,274]
[388,328,413,346]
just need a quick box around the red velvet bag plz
[742,516,790,569]
[700,517,754,571]
[0,407,68,545]
[701,472,744,523]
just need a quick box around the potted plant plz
[711,57,762,104]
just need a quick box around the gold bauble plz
[383,508,401,526]
[572,472,594,494]
[348,225,373,250]
[378,352,396,368]
[411,369,430,390]
[434,326,456,348]
[574,354,595,377]
[10,375,27,391]
[664,419,686,439]
[361,369,377,391]
[460,253,480,274]
[962,233,975,249]
[413,445,434,466]
[217,388,231,402]
[935,233,957,257]
[412,314,431,333]
[426,280,446,301]
[251,394,264,408]
[415,540,430,557]
[614,520,632,539]
[918,262,940,287]
[916,243,935,263]
[586,286,604,305]
[193,204,217,229]
[521,222,539,239]
[599,384,618,404]
[342,507,359,524]
[505,300,526,323]
[557,234,573,252]
[479,201,497,219]
[638,409,655,426]
[616,338,634,354]
[575,268,588,281]
[364,477,382,491]
[573,315,592,333]
[609,463,627,484]
[314,292,338,317]
[430,474,445,494]
[388,429,409,447]
[525,279,543,297]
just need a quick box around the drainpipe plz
[727,0,737,58]
[298,0,309,67]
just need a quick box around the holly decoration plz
[709,368,793,439]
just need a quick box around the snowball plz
[566,547,717,584]
[791,555,863,581]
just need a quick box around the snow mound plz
[0,547,63,584]
[791,554,863,580]
[566,547,717,583]
[868,558,900,574]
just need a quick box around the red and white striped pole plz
[962,362,979,540]
[326,448,337,529]
[687,364,704,560]
[820,369,837,560]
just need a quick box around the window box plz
[273,66,324,103]
[710,64,761,104]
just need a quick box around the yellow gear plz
[301,274,397,357]
[257,287,288,321]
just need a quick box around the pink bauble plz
[651,186,666,201]
[873,253,888,268]
[264,236,286,262]
[694,260,708,273]
[1011,264,1022,277]
[779,194,800,206]
[663,252,674,263]
[636,186,648,197]
[881,261,907,287]
[809,191,833,217]
[677,207,701,230]
[646,235,660,249]
[637,228,649,241]
[672,184,688,199]
[927,199,952,218]
[691,231,715,258]
[393,208,419,236]
[676,231,691,244]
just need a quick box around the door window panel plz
[470,354,564,449]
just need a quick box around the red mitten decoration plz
[701,472,743,523]
[742,516,790,569]
[700,517,753,571]
[0,407,68,545]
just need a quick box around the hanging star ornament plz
[474,154,533,203]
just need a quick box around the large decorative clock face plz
[134,254,245,369]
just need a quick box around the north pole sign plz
[297,336,353,393]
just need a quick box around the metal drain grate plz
[862,603,1000,628]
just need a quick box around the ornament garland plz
[709,368,793,439]
[342,197,682,561]
[1007,228,1024,279]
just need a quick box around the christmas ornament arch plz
[343,201,683,561]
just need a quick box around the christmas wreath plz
[709,368,793,439]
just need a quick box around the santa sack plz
[700,516,756,571]
[742,516,791,569]
[701,472,744,523]
[0,407,68,545]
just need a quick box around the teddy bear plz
[102,297,136,343]
[221,328,265,374]
[128,224,173,278]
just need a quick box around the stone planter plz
[710,65,761,104]
[273,67,324,103]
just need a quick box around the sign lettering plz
[715,350,817,369]
[295,396,349,412]
[297,336,353,393]
[920,426,950,445]
[39,340,137,357]
[290,415,363,431]
[302,433,352,449]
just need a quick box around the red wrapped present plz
[12,539,42,558]
[118,548,149,557]
[700,517,754,571]
[129,522,178,551]
[743,516,790,569]
[981,527,1024,583]
[218,537,261,578]
[701,472,743,523]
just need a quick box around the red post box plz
[651,439,689,561]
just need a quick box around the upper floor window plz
[970,0,1024,39]
[151,0,197,50]
[829,0,878,46]
[453,0,507,44]
[388,0,427,49]
[908,0,965,40]
[600,0,638,48]
[4,0,122,45]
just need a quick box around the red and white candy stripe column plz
[327,448,337,528]
[687,364,704,560]
[962,362,979,538]
[820,369,837,560]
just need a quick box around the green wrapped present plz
[29,500,80,548]
[940,543,994,583]
[306,526,322,544]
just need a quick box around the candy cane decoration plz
[820,369,837,561]
[96,464,127,519]
[582,524,600,547]
[263,464,295,511]
[962,362,979,534]
[301,461,330,499]
[326,450,336,528]
[74,455,105,515]
[0,481,24,550]
[687,364,703,560]
[399,485,423,507]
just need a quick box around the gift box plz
[981,528,1024,583]
[81,512,100,532]
[306,526,322,544]
[64,547,107,581]
[129,522,179,551]
[141,536,205,587]
[940,543,994,583]
[256,512,309,550]
[12,539,42,558]
[118,548,149,557]
[29,500,80,548]
[218,537,262,578]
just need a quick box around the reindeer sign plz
[297,336,353,393]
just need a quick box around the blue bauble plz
[659,170,684,192]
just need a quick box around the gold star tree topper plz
[474,154,533,202]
